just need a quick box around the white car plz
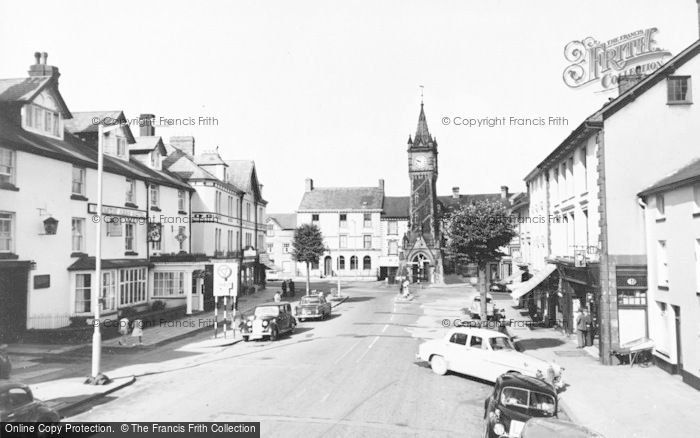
[416,327,564,389]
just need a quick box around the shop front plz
[555,262,600,338]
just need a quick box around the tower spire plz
[414,101,434,148]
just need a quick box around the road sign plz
[213,260,238,297]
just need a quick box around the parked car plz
[483,373,558,438]
[297,295,331,321]
[416,328,563,389]
[490,282,509,292]
[0,381,60,422]
[521,418,606,438]
[470,293,502,320]
[265,270,282,281]
[241,302,296,342]
[0,345,11,379]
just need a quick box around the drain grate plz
[554,350,590,357]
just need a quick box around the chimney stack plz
[169,136,195,156]
[259,184,264,195]
[139,114,155,136]
[617,66,644,96]
[500,185,509,200]
[28,51,60,79]
[452,187,460,199]
[305,178,314,192]
[378,179,385,191]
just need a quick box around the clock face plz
[413,155,428,169]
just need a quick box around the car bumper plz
[299,313,323,319]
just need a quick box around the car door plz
[445,332,470,374]
[280,305,292,331]
[462,334,493,380]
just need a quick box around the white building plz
[265,213,297,277]
[0,53,203,340]
[639,159,700,390]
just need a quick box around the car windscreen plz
[489,337,515,351]
[254,306,280,317]
[301,297,320,305]
[500,387,556,417]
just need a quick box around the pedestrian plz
[274,290,282,303]
[583,308,593,346]
[281,280,288,297]
[575,308,586,348]
[131,319,143,346]
[118,317,130,346]
[289,279,295,297]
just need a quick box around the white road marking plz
[356,336,380,363]
[320,391,331,402]
[381,324,389,333]
[333,339,362,365]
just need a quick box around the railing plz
[26,314,72,329]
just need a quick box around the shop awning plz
[261,262,284,272]
[510,264,558,303]
[67,257,152,271]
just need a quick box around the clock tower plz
[403,103,443,283]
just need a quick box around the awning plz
[67,257,152,271]
[262,263,284,272]
[511,264,558,303]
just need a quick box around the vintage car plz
[297,295,331,321]
[241,302,296,342]
[470,293,502,320]
[483,373,558,438]
[416,328,563,389]
[0,381,60,422]
[521,418,605,438]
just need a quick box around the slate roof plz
[638,157,700,196]
[0,114,191,191]
[298,187,384,211]
[64,111,122,134]
[0,77,51,102]
[195,151,227,166]
[130,136,166,154]
[162,144,244,194]
[438,194,507,211]
[412,103,436,148]
[266,213,297,230]
[382,196,410,218]
[225,160,255,192]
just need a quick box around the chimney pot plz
[139,114,156,136]
[452,187,459,199]
[378,179,385,191]
[34,52,41,64]
[41,52,47,65]
[500,185,509,199]
[305,178,314,192]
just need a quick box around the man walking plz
[576,308,587,348]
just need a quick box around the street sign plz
[213,260,238,297]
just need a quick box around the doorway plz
[673,305,683,372]
[324,256,332,277]
[0,264,29,342]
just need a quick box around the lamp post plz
[88,121,121,385]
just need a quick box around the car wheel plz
[430,355,447,375]
[270,327,279,341]
[290,322,296,334]
[242,336,249,342]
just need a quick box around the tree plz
[444,200,516,320]
[291,223,326,295]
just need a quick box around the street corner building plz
[0,53,270,343]
[513,37,700,380]
[288,103,518,285]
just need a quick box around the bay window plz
[119,267,147,306]
[153,272,186,297]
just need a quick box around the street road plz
[69,282,494,437]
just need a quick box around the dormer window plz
[23,103,61,138]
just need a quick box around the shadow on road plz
[515,338,567,350]
[343,296,375,303]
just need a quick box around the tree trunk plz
[479,265,488,321]
[305,262,311,296]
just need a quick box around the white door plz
[445,332,470,374]
[463,335,493,380]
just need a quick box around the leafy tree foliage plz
[291,224,326,294]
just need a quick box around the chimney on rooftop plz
[617,66,645,96]
[169,136,195,156]
[139,114,155,136]
[452,187,460,199]
[378,179,385,191]
[305,178,314,192]
[28,51,60,80]
[500,185,509,200]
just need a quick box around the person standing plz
[281,280,287,297]
[289,279,295,297]
[583,308,593,346]
[274,290,282,303]
[575,308,586,348]
[131,319,143,346]
[118,317,130,346]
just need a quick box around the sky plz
[1,0,698,212]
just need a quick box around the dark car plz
[521,418,605,438]
[241,302,296,342]
[483,373,558,438]
[0,345,11,379]
[0,381,60,422]
[490,282,509,292]
[297,295,331,321]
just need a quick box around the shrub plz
[151,300,167,312]
[119,306,139,318]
